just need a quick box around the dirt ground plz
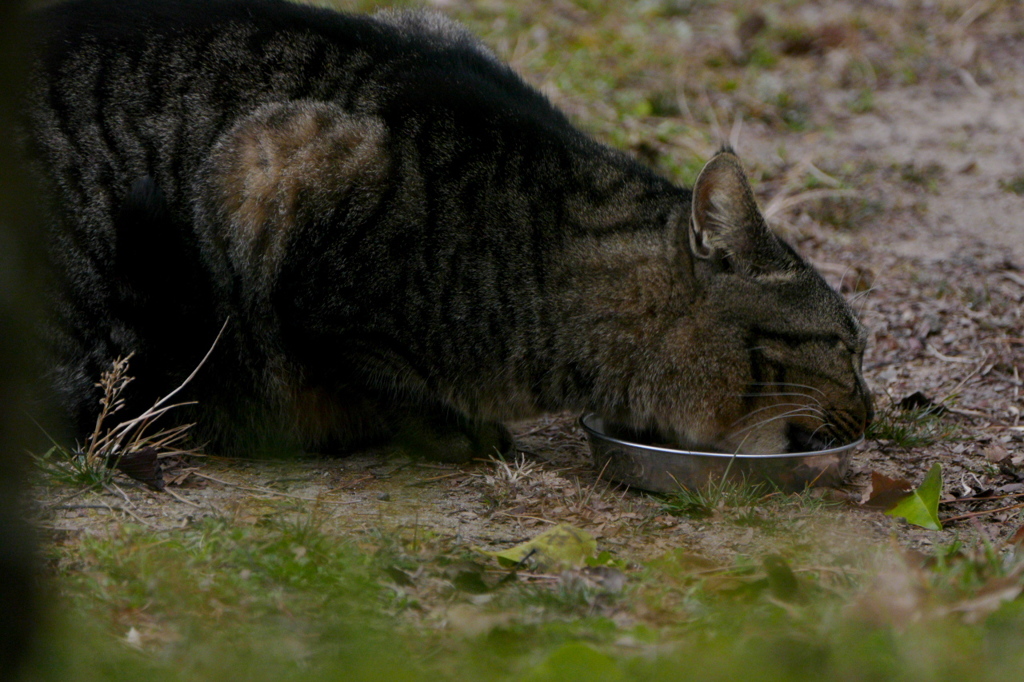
[34,0,1024,569]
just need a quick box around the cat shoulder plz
[371,8,500,64]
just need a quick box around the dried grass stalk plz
[80,319,228,471]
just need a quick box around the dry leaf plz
[897,391,947,414]
[111,446,165,491]
[983,443,1011,463]
[1008,525,1024,548]
[862,471,914,509]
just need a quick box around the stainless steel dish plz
[581,414,861,493]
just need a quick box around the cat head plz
[645,149,873,454]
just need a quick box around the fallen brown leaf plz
[862,471,914,509]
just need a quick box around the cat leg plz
[107,176,218,421]
[282,377,512,462]
[392,404,514,463]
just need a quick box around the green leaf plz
[585,550,626,569]
[480,524,597,571]
[885,463,942,530]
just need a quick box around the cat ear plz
[688,149,771,265]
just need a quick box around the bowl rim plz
[580,413,864,461]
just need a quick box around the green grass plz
[660,476,775,519]
[898,162,945,194]
[848,88,876,114]
[867,403,960,449]
[33,518,408,681]
[998,175,1024,195]
[28,509,1024,682]
[31,445,117,490]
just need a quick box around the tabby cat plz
[25,0,873,460]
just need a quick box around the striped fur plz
[25,0,872,459]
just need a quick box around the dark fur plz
[26,0,872,459]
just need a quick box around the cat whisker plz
[848,286,877,304]
[849,285,880,315]
[745,381,828,399]
[806,421,835,445]
[838,264,854,290]
[730,401,826,428]
[731,407,826,437]
[730,429,757,455]
[736,391,826,408]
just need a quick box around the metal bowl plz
[581,414,861,493]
